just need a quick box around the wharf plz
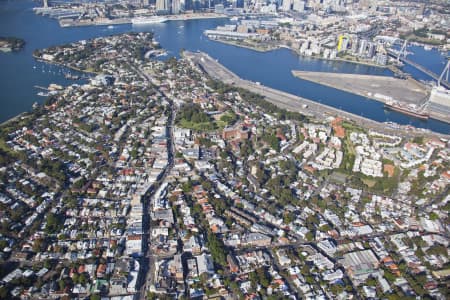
[166,13,226,21]
[58,13,226,27]
[59,18,130,27]
[291,71,429,106]
[209,38,279,52]
[34,85,49,91]
[183,51,450,139]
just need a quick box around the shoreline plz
[0,112,29,127]
[207,36,391,69]
[58,13,227,28]
[33,54,100,76]
[210,38,280,52]
[279,46,390,69]
[1,56,94,128]
[316,56,386,68]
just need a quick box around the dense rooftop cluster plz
[206,0,449,67]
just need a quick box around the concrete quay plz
[292,70,429,106]
[183,51,449,139]
[166,13,226,21]
[58,13,226,27]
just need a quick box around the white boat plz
[107,25,114,29]
[131,16,168,25]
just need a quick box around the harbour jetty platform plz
[291,71,429,106]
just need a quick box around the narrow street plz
[133,64,176,300]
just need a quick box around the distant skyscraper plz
[184,0,192,10]
[358,39,368,56]
[43,0,48,8]
[192,0,201,11]
[172,0,181,13]
[337,35,349,52]
[156,0,171,13]
[340,37,349,52]
[156,0,164,11]
[292,0,305,12]
[351,38,359,54]
[215,4,225,13]
[281,0,292,11]
[367,43,375,58]
[243,0,250,10]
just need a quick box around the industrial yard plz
[292,71,429,106]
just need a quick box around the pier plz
[291,71,429,106]
[34,85,49,91]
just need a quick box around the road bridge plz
[387,49,450,89]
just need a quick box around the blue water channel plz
[0,0,449,133]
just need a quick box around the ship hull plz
[384,104,429,120]
[131,17,168,25]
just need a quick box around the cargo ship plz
[384,100,429,120]
[131,16,168,25]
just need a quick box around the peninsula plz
[0,36,25,52]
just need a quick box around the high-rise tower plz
[156,0,171,13]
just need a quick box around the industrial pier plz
[291,70,450,124]
[291,71,428,105]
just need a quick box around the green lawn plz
[178,119,216,131]
[362,178,376,188]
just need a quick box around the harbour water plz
[0,0,449,133]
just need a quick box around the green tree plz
[263,134,280,152]
[429,212,439,220]
[90,295,101,300]
[207,230,227,267]
[0,286,9,299]
[305,231,314,241]
[256,267,271,288]
[58,279,66,291]
[45,212,63,234]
